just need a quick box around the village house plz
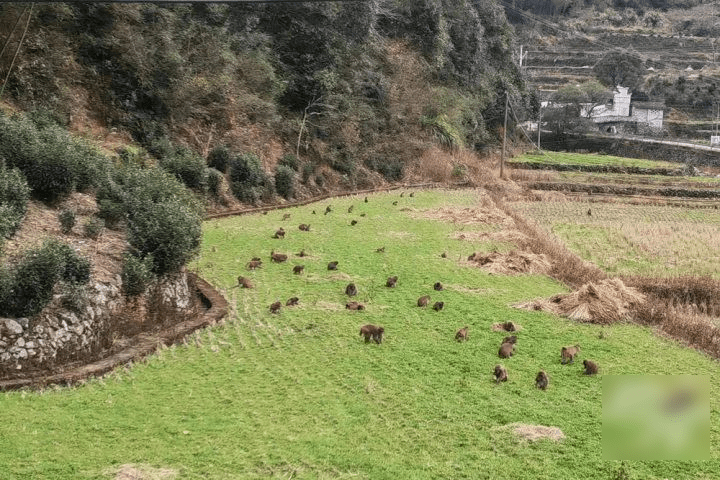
[583,86,665,135]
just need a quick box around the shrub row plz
[0,239,91,318]
[0,112,110,203]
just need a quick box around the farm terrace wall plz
[0,272,194,376]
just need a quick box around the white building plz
[584,86,664,134]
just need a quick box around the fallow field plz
[1,188,719,479]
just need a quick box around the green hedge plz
[0,163,30,241]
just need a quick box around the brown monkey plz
[293,265,305,274]
[360,213,366,217]
[350,220,358,226]
[587,208,592,216]
[376,246,385,253]
[502,335,517,345]
[270,251,288,263]
[247,260,262,270]
[364,196,368,203]
[299,224,310,231]
[493,365,508,383]
[498,342,515,358]
[282,213,291,221]
[327,261,339,270]
[345,283,357,296]
[360,324,384,344]
[409,192,414,197]
[502,321,516,332]
[441,252,447,258]
[455,326,469,342]
[536,371,549,390]
[392,201,398,206]
[386,276,398,288]
[583,359,599,375]
[400,192,404,197]
[297,249,307,257]
[434,282,443,291]
[269,301,282,314]
[286,297,299,306]
[417,295,430,307]
[237,276,253,289]
[561,345,581,364]
[432,301,444,311]
[324,205,332,215]
[348,205,354,213]
[273,228,285,239]
[346,301,365,311]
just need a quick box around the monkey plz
[270,251,288,263]
[561,345,581,364]
[348,205,354,213]
[587,208,592,216]
[350,220,358,226]
[583,359,599,375]
[502,335,517,345]
[360,213,366,217]
[282,213,291,221]
[327,261,339,270]
[400,192,404,197]
[536,370,549,390]
[364,196,368,203]
[392,201,398,206]
[441,252,447,258]
[346,301,365,311]
[269,301,282,314]
[345,283,357,296]
[493,365,508,383]
[502,321,516,332]
[312,210,316,214]
[386,276,398,288]
[376,246,385,253]
[432,301,444,311]
[237,276,253,289]
[409,192,414,197]
[360,324,384,344]
[273,228,285,239]
[434,282,443,291]
[325,205,332,215]
[417,295,430,307]
[498,341,515,358]
[299,224,310,231]
[247,260,262,270]
[286,297,299,306]
[293,265,305,274]
[297,249,307,257]
[455,326,469,342]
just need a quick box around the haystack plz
[516,278,646,325]
[468,250,551,275]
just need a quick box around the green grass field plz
[515,151,683,170]
[1,190,719,479]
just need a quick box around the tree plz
[594,48,645,90]
[545,80,612,135]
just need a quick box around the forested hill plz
[0,1,531,189]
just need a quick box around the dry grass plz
[109,464,178,480]
[504,423,565,442]
[516,278,646,325]
[467,250,552,276]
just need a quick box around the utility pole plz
[500,91,508,179]
[518,45,528,68]
[537,106,542,150]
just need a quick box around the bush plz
[207,145,231,173]
[274,165,296,199]
[83,217,105,239]
[206,168,224,197]
[0,113,109,202]
[58,209,76,234]
[159,147,208,191]
[229,152,271,204]
[97,198,126,229]
[121,253,156,297]
[279,154,300,171]
[365,157,404,181]
[0,239,91,317]
[127,200,202,275]
[0,164,30,240]
[301,163,315,184]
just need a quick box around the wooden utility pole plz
[500,91,508,179]
[537,106,542,150]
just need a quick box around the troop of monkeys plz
[241,199,600,389]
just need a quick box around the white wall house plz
[583,86,665,135]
